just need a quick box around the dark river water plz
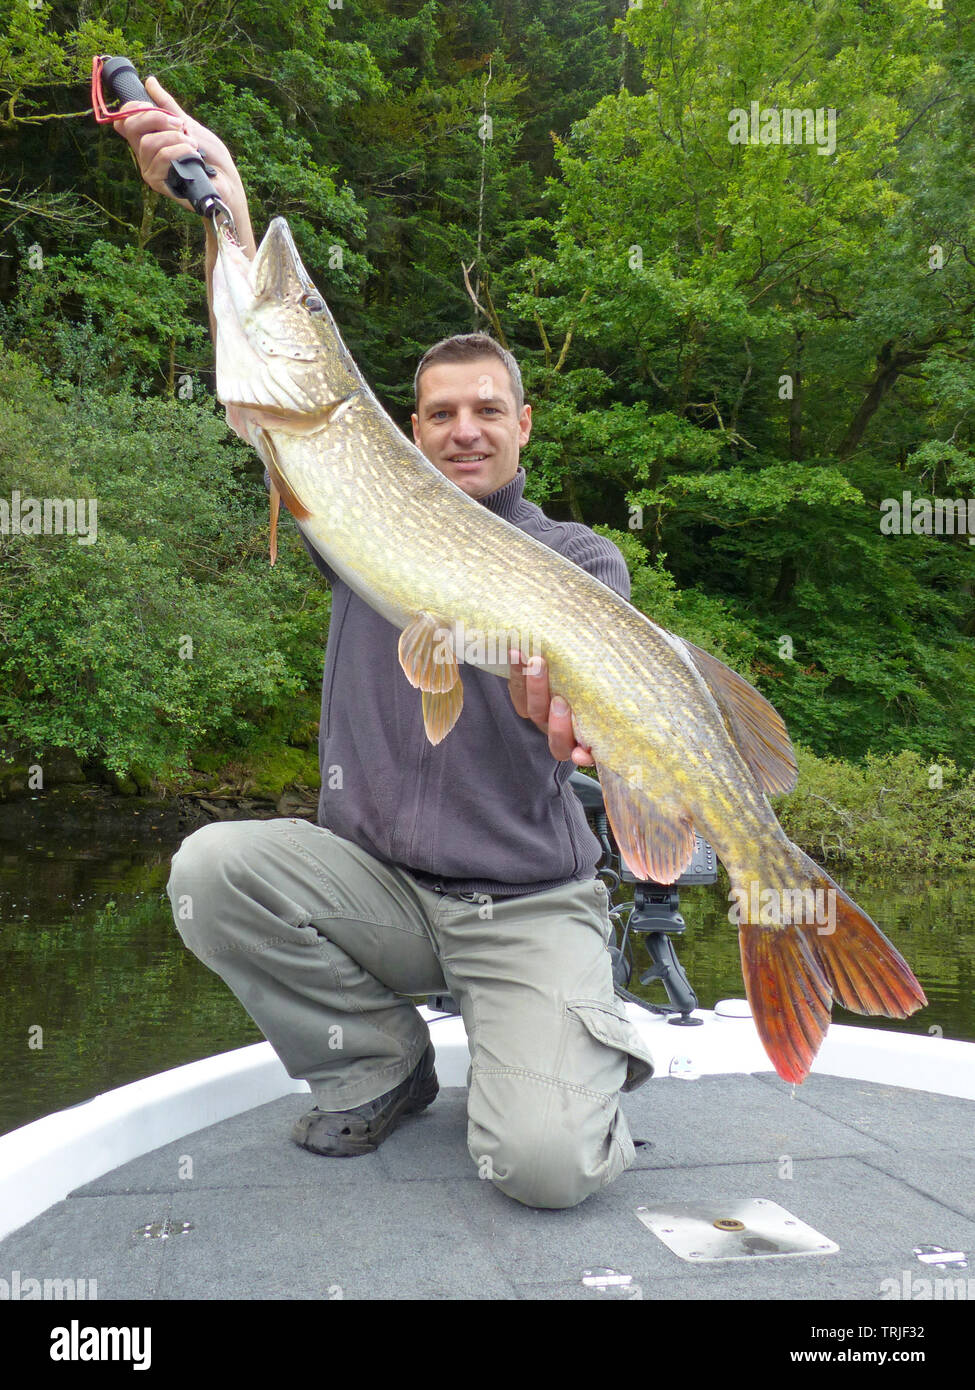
[1,787,972,1137]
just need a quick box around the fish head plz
[213,216,361,436]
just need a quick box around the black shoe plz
[291,1042,439,1157]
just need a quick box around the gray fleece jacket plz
[282,466,630,898]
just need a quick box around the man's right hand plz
[508,653,595,767]
[112,76,256,256]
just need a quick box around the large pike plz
[211,216,927,1083]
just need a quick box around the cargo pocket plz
[565,997,655,1093]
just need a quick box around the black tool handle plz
[100,57,222,219]
[100,56,153,107]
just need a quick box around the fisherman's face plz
[412,356,532,500]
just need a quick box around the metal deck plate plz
[635,1198,839,1262]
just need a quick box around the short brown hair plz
[414,333,524,413]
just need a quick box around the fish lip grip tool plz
[93,55,239,243]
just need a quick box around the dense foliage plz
[1,0,974,811]
[0,347,329,777]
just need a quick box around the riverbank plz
[776,745,975,870]
[0,699,321,826]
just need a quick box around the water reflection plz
[0,789,262,1136]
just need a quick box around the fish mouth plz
[213,218,340,424]
[214,217,318,336]
[215,217,317,312]
[252,217,319,305]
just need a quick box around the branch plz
[553,287,591,373]
[730,337,752,435]
[461,259,490,320]
[479,275,508,349]
[460,260,507,346]
[1,100,99,126]
[0,185,103,232]
[530,267,552,368]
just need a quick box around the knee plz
[468,1079,627,1210]
[166,820,274,949]
[485,1138,592,1210]
[168,820,242,899]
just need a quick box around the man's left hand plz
[508,654,594,766]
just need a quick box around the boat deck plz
[4,1066,974,1301]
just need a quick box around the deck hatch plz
[635,1198,838,1262]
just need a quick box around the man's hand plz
[112,76,256,255]
[508,653,594,766]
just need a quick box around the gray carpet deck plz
[3,1072,974,1301]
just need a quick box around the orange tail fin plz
[736,845,927,1084]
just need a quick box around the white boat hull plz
[1,1003,973,1242]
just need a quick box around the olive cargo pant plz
[166,817,655,1209]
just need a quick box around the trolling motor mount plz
[569,770,715,1027]
[626,883,703,1026]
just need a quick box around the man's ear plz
[518,403,532,447]
[411,411,421,447]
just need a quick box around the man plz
[116,81,655,1210]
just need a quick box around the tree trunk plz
[837,334,948,460]
[770,554,798,608]
[564,470,584,523]
[789,309,803,461]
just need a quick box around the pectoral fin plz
[597,763,696,885]
[422,686,464,745]
[248,424,313,567]
[251,424,313,518]
[398,612,464,744]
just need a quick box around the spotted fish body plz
[212,217,927,1083]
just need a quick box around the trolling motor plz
[570,770,716,1027]
[92,55,239,243]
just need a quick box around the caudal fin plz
[736,844,927,1084]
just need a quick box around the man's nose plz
[450,412,482,442]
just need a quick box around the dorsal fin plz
[679,639,797,796]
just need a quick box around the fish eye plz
[302,294,326,315]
